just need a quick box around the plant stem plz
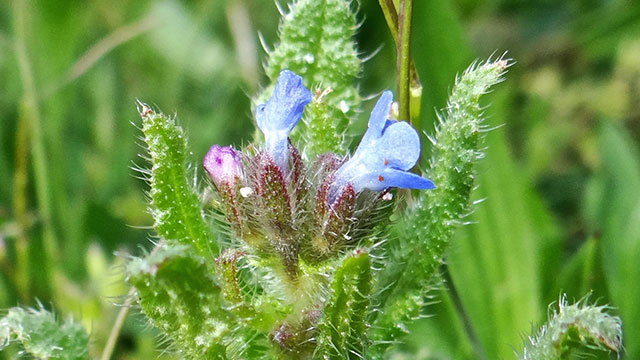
[378,0,399,43]
[101,243,162,360]
[397,0,413,122]
[100,287,137,360]
[380,0,421,127]
[12,104,30,302]
[14,0,59,298]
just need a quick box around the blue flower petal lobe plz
[256,70,312,174]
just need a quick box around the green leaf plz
[314,250,372,360]
[412,0,471,139]
[127,245,230,359]
[518,296,622,359]
[584,122,640,358]
[448,126,542,359]
[262,0,361,156]
[369,59,509,357]
[0,306,89,360]
[138,103,217,257]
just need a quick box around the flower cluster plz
[204,70,434,275]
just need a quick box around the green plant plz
[0,1,625,359]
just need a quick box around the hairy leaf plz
[369,59,510,357]
[519,296,622,359]
[138,103,217,257]
[0,306,89,360]
[261,0,361,156]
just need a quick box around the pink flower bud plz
[203,145,243,188]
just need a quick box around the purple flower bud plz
[203,145,243,188]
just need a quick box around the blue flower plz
[256,70,312,174]
[330,91,435,200]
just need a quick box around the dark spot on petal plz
[378,175,384,182]
[384,159,389,166]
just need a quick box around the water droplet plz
[304,54,315,64]
[339,100,349,114]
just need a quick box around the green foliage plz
[369,59,509,357]
[519,296,622,359]
[138,103,217,257]
[585,123,640,358]
[314,250,372,359]
[412,0,471,135]
[263,0,360,156]
[2,0,637,359]
[127,245,231,359]
[447,125,546,358]
[0,306,89,360]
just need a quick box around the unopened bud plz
[203,145,243,188]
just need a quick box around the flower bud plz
[321,183,356,254]
[203,145,243,189]
[254,153,299,277]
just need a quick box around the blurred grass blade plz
[42,14,156,100]
[13,0,57,302]
[554,236,607,302]
[399,281,477,359]
[584,122,640,358]
[412,0,471,140]
[448,118,542,359]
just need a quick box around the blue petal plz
[347,120,421,177]
[329,89,435,199]
[255,70,312,173]
[256,70,312,133]
[375,121,421,171]
[379,168,435,190]
[360,91,393,147]
[340,167,434,193]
